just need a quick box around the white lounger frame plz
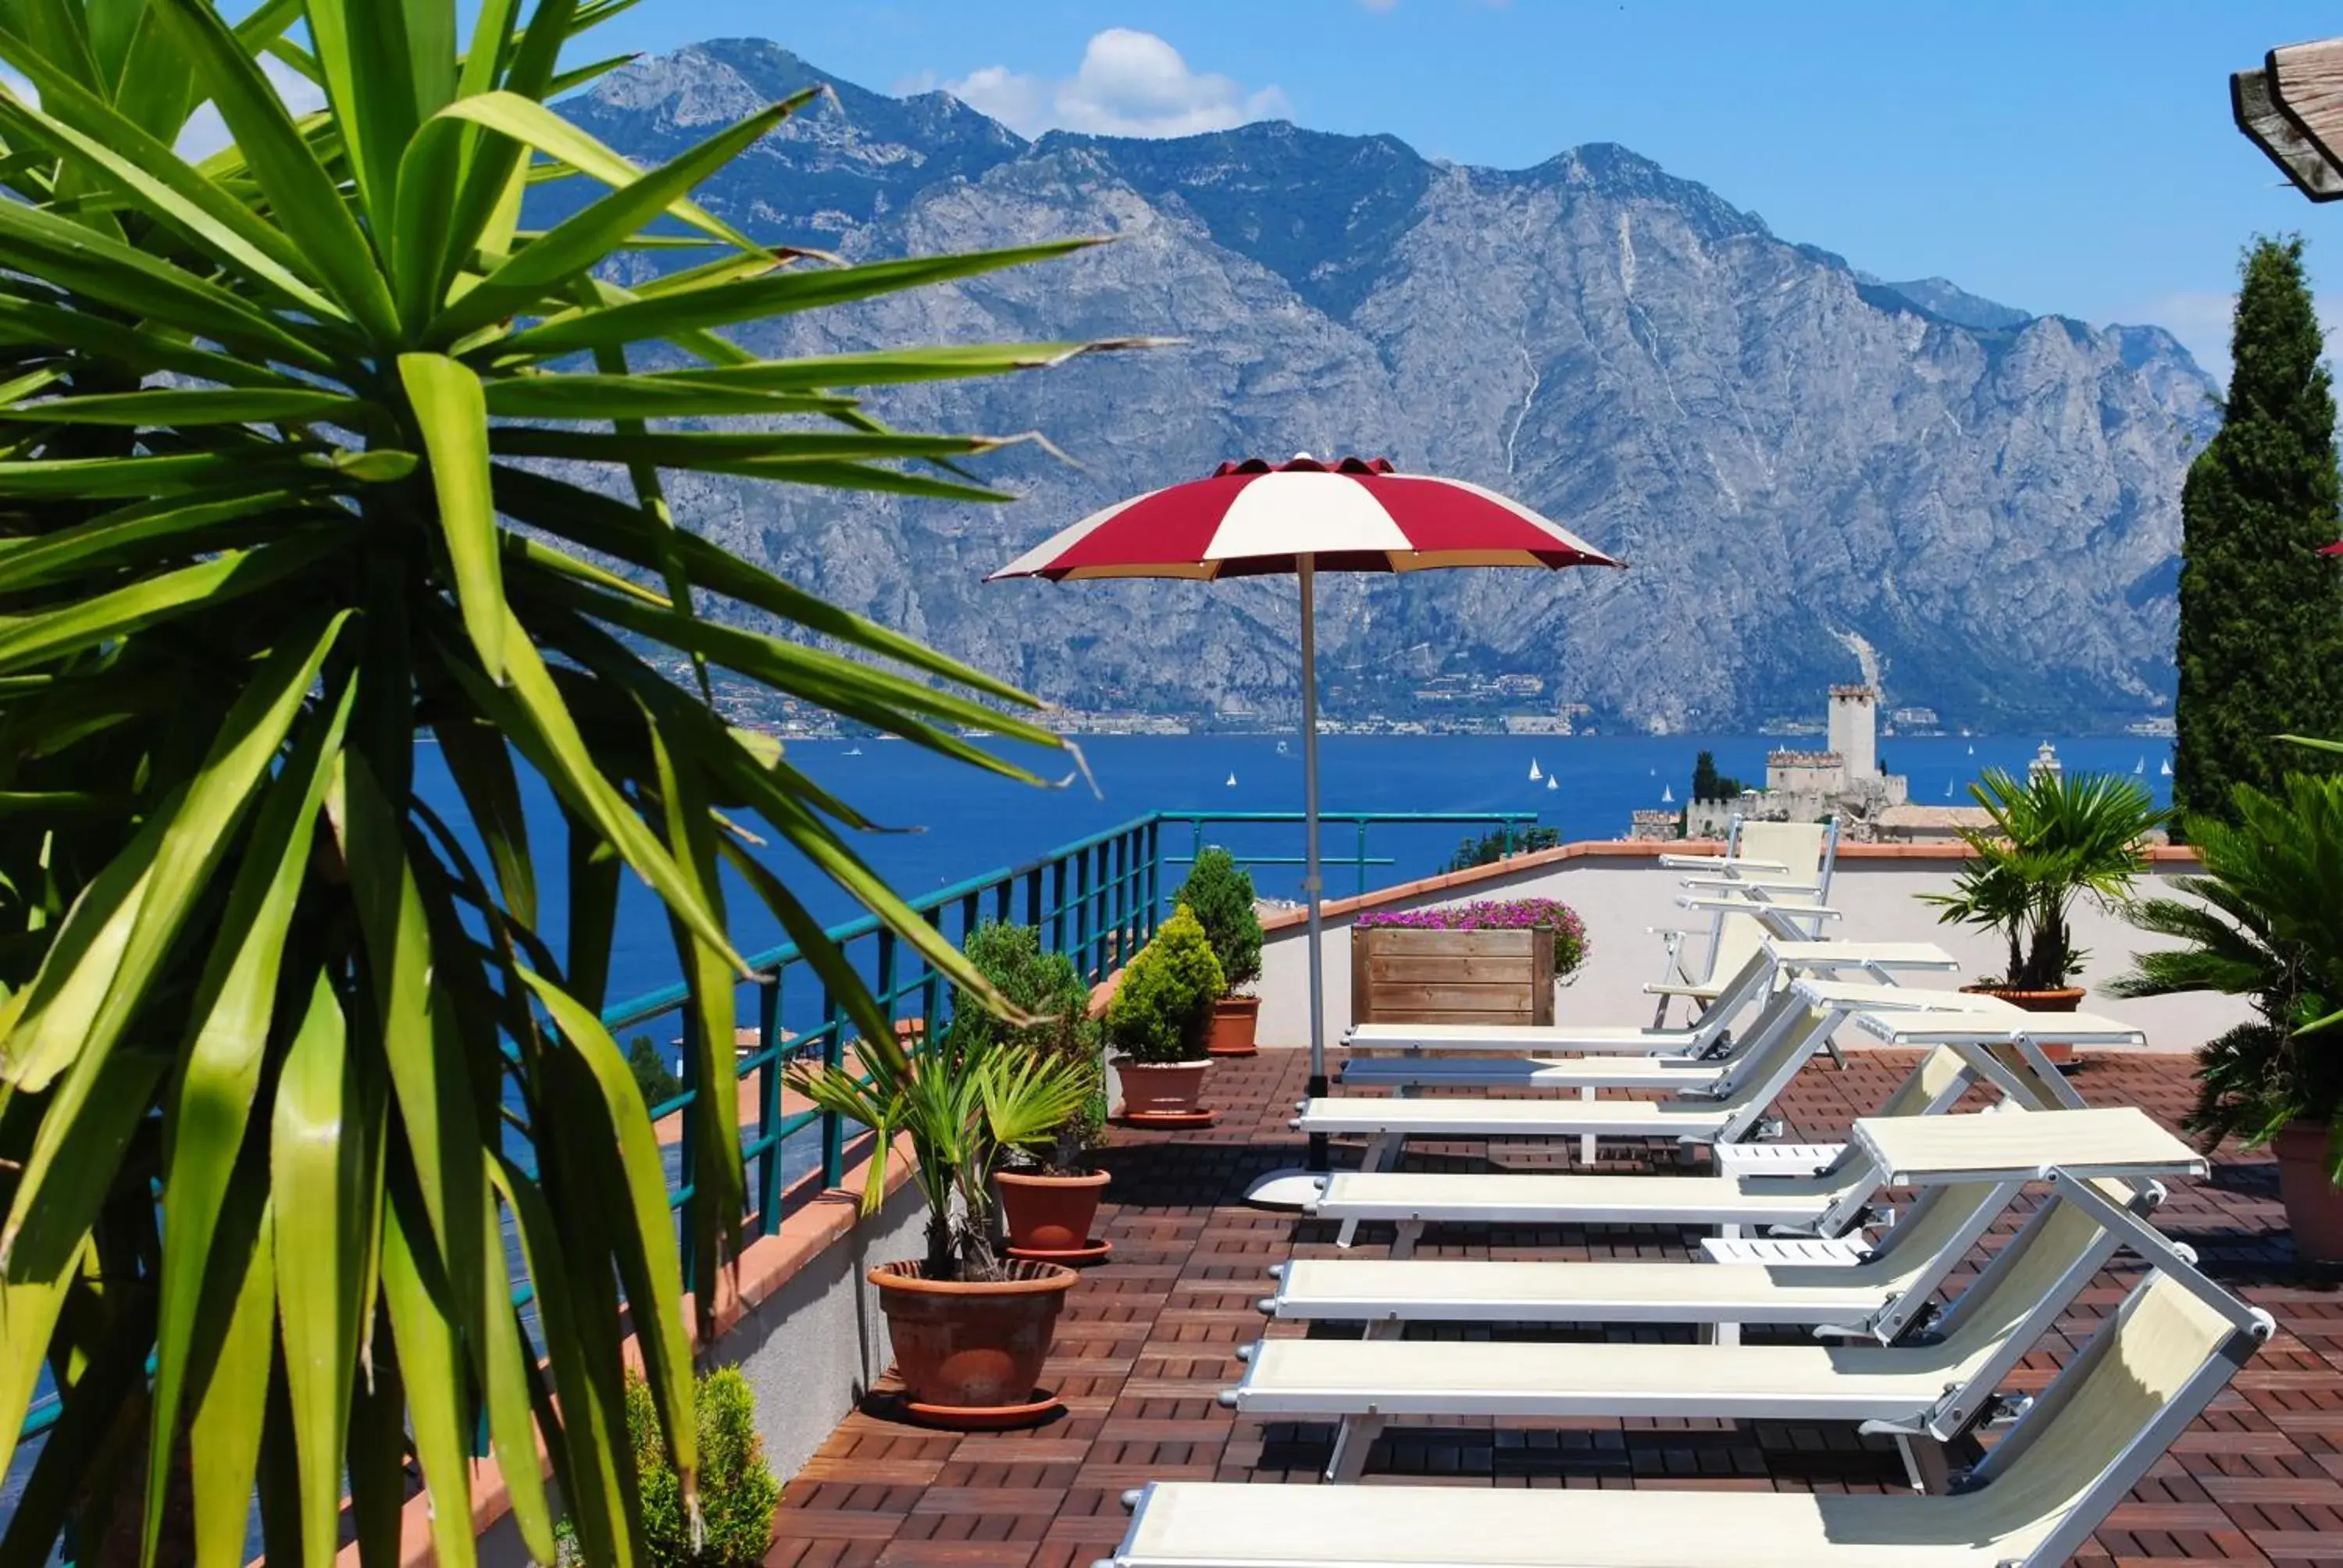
[1101,1213,2272,1568]
[1232,1174,2166,1489]
[1261,1166,2020,1344]
[1310,1041,2050,1253]
[1649,817,1842,1025]
[1342,936,1958,1064]
[1303,982,2013,1177]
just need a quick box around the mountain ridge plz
[546,40,2218,733]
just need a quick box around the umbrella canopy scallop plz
[988,454,1621,581]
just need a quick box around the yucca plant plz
[0,4,1135,1565]
[790,1003,1094,1283]
[2113,775,2343,1164]
[1921,767,2170,990]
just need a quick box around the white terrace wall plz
[1255,842,2248,1055]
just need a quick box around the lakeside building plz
[1679,683,1911,839]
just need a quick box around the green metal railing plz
[12,806,1535,1460]
[1157,811,1542,899]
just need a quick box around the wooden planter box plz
[1350,926,1555,1028]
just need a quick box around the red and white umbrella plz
[992,455,1617,579]
[2323,540,2343,556]
[992,454,1621,1205]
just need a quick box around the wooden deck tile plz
[765,1048,2338,1566]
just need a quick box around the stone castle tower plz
[1827,684,1878,781]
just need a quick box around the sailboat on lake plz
[1546,774,1559,791]
[1528,758,1542,782]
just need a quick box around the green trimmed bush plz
[644,1369,783,1566]
[948,921,1105,1168]
[1177,847,1263,992]
[1106,906,1225,1064]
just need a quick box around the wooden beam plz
[2235,65,2343,201]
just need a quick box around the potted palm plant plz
[1179,847,1266,1056]
[791,1010,1095,1426]
[947,922,1113,1263]
[2111,773,2343,1263]
[1922,768,2170,1059]
[1107,905,1225,1124]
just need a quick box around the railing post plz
[1356,818,1369,897]
[677,1011,701,1281]
[1073,844,1094,983]
[1050,857,1068,955]
[921,906,946,1052]
[993,876,1013,927]
[755,971,783,1235]
[820,982,847,1190]
[1110,830,1129,971]
[1026,866,1045,938]
[1144,817,1161,938]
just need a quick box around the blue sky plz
[572,1,2343,381]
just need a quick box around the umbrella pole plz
[1246,553,1334,1209]
[1297,554,1330,1172]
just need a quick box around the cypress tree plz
[2173,235,2343,825]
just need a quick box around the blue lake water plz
[416,729,2175,1014]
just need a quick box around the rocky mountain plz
[546,38,2220,732]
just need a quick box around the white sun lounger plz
[1343,938,1958,1063]
[1105,1217,2273,1568]
[1265,1171,2006,1342]
[1232,1114,2207,1488]
[1312,1045,1981,1253]
[1259,1107,2204,1345]
[1303,979,2010,1175]
[1649,820,1839,1025]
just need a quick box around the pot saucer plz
[895,1390,1061,1430]
[1119,1109,1218,1129]
[1005,1238,1113,1264]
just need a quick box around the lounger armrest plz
[1657,853,1791,874]
[1678,875,1826,898]
[1643,981,1718,999]
[1679,896,1840,919]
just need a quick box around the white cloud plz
[943,29,1292,140]
[176,54,329,161]
[2126,288,2343,387]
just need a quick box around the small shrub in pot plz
[1107,907,1225,1121]
[1178,847,1266,1054]
[1107,905,1225,1064]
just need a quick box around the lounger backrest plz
[1870,1044,1976,1120]
[1693,902,1771,992]
[1951,1270,2262,1564]
[1988,1041,2078,1110]
[1735,820,1827,891]
[1935,1183,2128,1372]
[1856,1176,2007,1291]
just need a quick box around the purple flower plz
[1358,897,1589,979]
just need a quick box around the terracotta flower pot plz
[1207,995,1261,1057]
[869,1259,1077,1427]
[2272,1121,2343,1267]
[997,1169,1111,1262]
[1117,1059,1213,1124]
[1960,983,2085,1064]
